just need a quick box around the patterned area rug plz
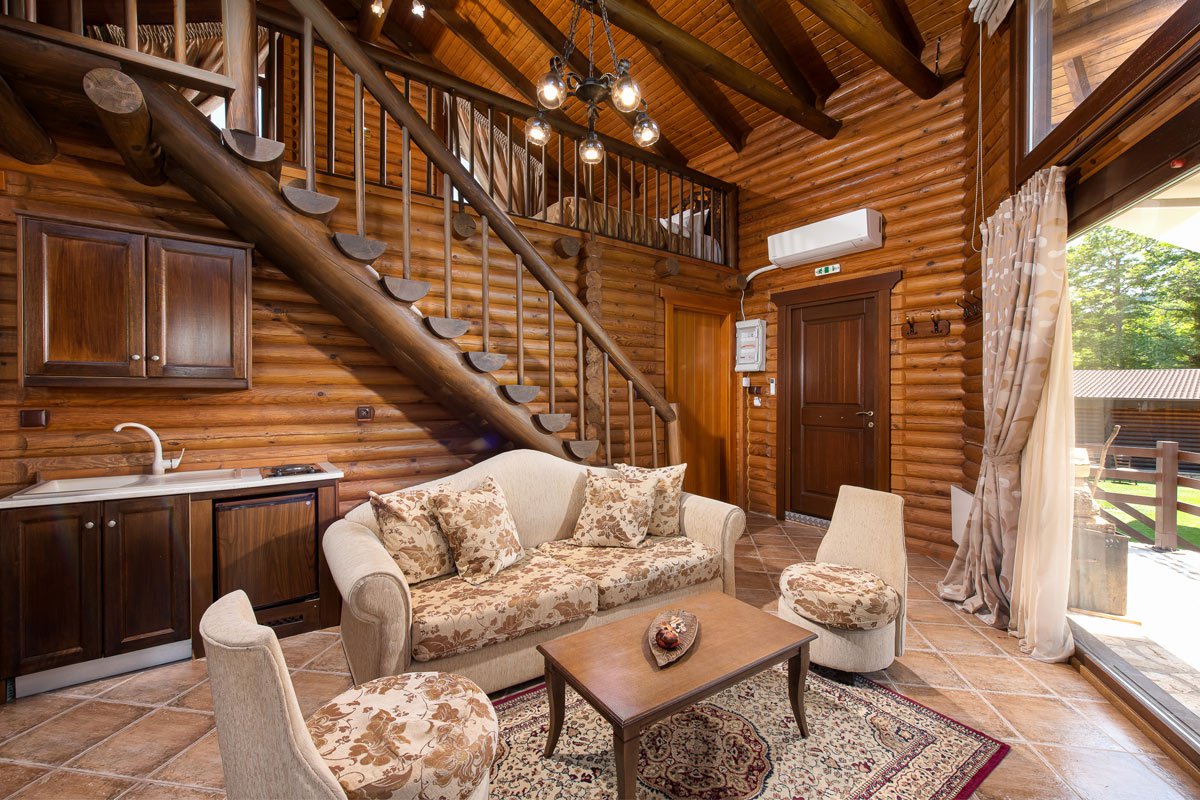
[490,666,1007,799]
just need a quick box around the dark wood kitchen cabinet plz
[0,497,190,679]
[19,215,251,389]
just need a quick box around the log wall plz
[692,33,969,554]
[0,135,723,514]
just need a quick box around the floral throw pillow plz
[430,476,525,585]
[571,470,659,548]
[615,463,687,537]
[368,489,455,585]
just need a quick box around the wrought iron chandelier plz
[525,0,660,164]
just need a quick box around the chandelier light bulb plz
[537,69,567,109]
[611,73,641,114]
[579,131,605,165]
[370,0,385,14]
[632,112,660,147]
[411,0,425,17]
[526,114,552,146]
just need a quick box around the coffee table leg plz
[788,647,810,738]
[613,728,640,800]
[544,664,565,757]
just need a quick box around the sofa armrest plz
[679,493,746,596]
[323,519,413,684]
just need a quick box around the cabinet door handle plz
[106,520,117,528]
[130,354,142,361]
[149,355,161,362]
[84,521,95,530]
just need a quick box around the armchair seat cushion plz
[307,671,497,800]
[408,553,598,662]
[536,536,721,610]
[780,562,901,631]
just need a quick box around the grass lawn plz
[1098,478,1200,550]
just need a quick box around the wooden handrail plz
[1085,439,1197,551]
[287,0,677,425]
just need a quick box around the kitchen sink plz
[12,468,264,498]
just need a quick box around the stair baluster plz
[332,74,387,267]
[652,410,659,468]
[604,353,612,466]
[628,380,637,466]
[548,293,556,414]
[516,255,524,383]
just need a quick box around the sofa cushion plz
[537,537,721,610]
[779,562,902,631]
[369,489,455,585]
[307,671,497,800]
[430,476,524,585]
[409,552,598,662]
[571,470,658,548]
[615,463,687,537]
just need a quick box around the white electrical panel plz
[735,319,767,372]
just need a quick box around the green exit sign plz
[814,263,842,277]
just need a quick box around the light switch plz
[768,378,776,395]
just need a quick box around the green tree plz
[1068,225,1199,368]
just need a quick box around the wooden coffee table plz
[537,591,817,800]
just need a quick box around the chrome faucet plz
[113,423,185,476]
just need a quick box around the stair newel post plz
[515,254,525,384]
[481,216,490,352]
[222,0,258,132]
[667,402,683,466]
[651,409,659,467]
[69,0,84,35]
[378,104,387,185]
[302,18,315,189]
[603,353,612,465]
[548,291,556,414]
[577,324,586,441]
[325,49,336,171]
[628,380,637,466]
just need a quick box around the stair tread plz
[380,276,430,303]
[499,383,540,404]
[221,128,284,178]
[333,232,388,264]
[426,317,471,339]
[465,350,506,373]
[281,184,340,218]
[564,439,600,461]
[533,412,572,433]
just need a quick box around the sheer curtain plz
[940,166,1074,661]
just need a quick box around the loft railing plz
[272,0,682,466]
[0,0,257,128]
[255,6,734,267]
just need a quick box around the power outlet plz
[356,406,375,421]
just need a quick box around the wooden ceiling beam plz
[867,0,924,56]
[629,0,750,152]
[357,0,395,44]
[796,0,948,99]
[481,0,690,164]
[597,0,840,138]
[725,0,818,106]
[755,0,839,104]
[345,0,439,66]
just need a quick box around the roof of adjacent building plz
[1074,369,1200,401]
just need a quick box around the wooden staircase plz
[0,5,680,468]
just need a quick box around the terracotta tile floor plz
[0,514,1197,799]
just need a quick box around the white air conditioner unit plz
[767,209,884,269]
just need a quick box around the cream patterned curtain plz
[939,166,1071,639]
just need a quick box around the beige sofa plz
[323,450,746,693]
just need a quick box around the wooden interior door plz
[102,496,191,656]
[146,237,249,381]
[21,218,145,380]
[664,289,735,502]
[776,273,897,519]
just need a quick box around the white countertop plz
[0,462,344,510]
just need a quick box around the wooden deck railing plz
[1085,440,1200,551]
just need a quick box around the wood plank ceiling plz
[326,0,965,163]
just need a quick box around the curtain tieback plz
[985,451,1022,466]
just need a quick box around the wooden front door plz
[664,289,736,502]
[776,273,899,519]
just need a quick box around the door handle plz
[855,411,875,417]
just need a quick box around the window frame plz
[1011,0,1200,189]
